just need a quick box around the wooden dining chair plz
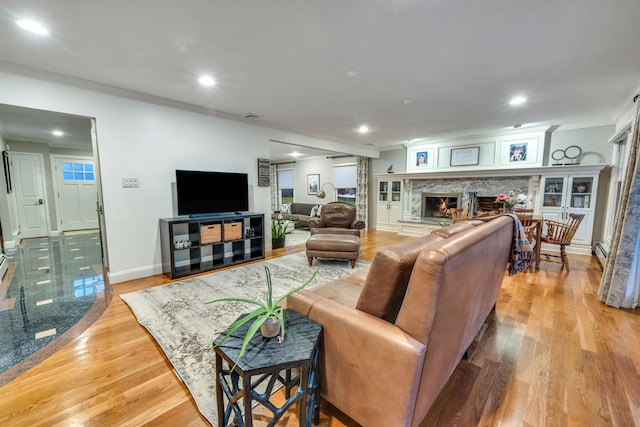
[451,207,470,222]
[539,213,585,272]
[514,209,535,243]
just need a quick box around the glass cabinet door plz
[569,176,594,209]
[378,181,389,201]
[391,181,401,202]
[542,177,565,208]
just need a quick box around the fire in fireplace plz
[421,192,462,218]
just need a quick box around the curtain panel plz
[356,156,368,228]
[269,164,279,213]
[598,102,640,308]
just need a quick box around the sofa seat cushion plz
[306,234,360,252]
[306,279,363,309]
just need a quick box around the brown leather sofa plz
[286,216,513,426]
[308,201,365,236]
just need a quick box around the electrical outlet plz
[122,177,139,188]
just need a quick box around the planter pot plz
[260,316,281,338]
[272,237,285,249]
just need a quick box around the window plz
[277,169,294,204]
[335,165,357,205]
[62,162,95,181]
[604,129,630,243]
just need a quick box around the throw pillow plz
[310,205,321,218]
[280,203,291,214]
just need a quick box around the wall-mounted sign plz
[257,158,270,186]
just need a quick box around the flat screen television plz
[176,170,249,216]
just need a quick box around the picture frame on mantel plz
[450,146,480,166]
[307,174,319,195]
[406,147,435,172]
[500,137,538,165]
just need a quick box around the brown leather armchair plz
[308,202,365,236]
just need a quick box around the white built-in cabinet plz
[376,178,403,232]
[539,173,599,254]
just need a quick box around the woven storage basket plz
[200,224,222,244]
[224,222,243,241]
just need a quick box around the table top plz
[213,309,322,374]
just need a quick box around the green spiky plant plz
[207,265,318,366]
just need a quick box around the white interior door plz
[53,156,99,231]
[12,152,49,238]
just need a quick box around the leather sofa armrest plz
[286,290,426,426]
[308,218,325,228]
[350,219,365,229]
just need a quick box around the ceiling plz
[1,1,639,158]
[0,104,93,149]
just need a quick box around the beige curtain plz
[356,156,368,228]
[598,102,640,308]
[269,164,278,213]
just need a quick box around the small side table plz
[213,309,322,427]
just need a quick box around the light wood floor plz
[0,230,638,426]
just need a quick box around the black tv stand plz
[159,212,264,279]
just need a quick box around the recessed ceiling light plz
[290,152,302,158]
[198,75,216,87]
[358,125,369,134]
[346,70,360,77]
[403,100,412,104]
[509,96,527,106]
[52,130,64,136]
[16,20,49,35]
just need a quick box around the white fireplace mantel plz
[374,163,609,181]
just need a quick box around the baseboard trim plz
[539,242,593,256]
[108,264,163,284]
[594,242,608,266]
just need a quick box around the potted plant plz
[206,265,318,365]
[271,214,286,249]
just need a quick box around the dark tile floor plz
[0,231,111,383]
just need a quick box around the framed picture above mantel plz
[450,146,480,166]
[406,146,435,172]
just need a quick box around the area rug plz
[284,229,310,247]
[120,252,368,425]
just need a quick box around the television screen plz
[176,170,249,216]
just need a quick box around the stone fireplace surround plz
[409,177,530,218]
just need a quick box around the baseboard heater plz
[594,242,608,267]
[0,254,7,280]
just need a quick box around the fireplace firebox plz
[421,192,462,218]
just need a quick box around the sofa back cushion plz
[290,202,319,216]
[430,221,477,238]
[396,216,512,343]
[355,220,485,323]
[355,233,444,322]
[319,202,357,228]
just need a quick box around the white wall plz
[549,125,615,165]
[277,156,358,205]
[0,70,369,283]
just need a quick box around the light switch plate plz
[122,177,139,188]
